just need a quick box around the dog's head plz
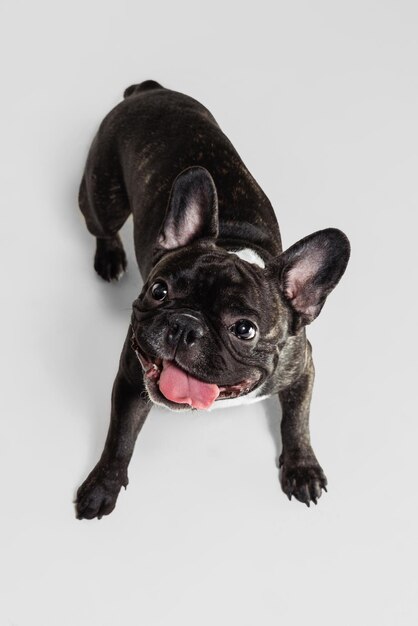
[131,167,350,410]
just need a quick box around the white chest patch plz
[228,247,266,268]
[208,387,271,411]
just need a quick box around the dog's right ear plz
[158,167,219,250]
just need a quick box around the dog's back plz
[79,81,281,277]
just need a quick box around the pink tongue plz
[158,361,220,409]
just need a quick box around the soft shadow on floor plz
[57,184,143,477]
[262,395,283,469]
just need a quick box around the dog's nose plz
[167,314,205,348]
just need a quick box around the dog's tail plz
[123,80,163,99]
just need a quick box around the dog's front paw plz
[279,457,327,507]
[75,465,128,520]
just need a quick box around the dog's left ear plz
[276,228,350,330]
[158,166,219,250]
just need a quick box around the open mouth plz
[131,332,256,410]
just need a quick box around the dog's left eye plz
[230,319,257,340]
[151,281,168,301]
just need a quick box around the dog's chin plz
[132,338,260,411]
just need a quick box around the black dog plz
[76,80,350,519]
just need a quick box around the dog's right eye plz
[151,281,168,301]
[230,319,257,340]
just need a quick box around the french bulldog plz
[76,80,350,519]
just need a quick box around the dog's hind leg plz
[123,79,163,98]
[79,163,130,281]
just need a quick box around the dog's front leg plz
[278,346,327,506]
[76,333,150,519]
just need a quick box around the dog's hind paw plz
[279,460,327,507]
[94,236,127,282]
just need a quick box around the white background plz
[1,1,417,624]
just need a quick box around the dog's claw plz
[279,460,327,507]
